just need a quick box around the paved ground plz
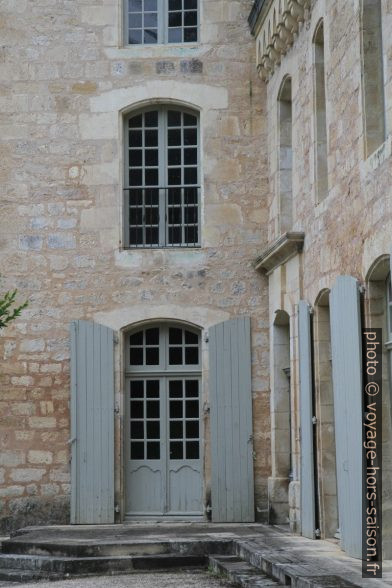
[0,571,232,588]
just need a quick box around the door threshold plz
[124,516,206,523]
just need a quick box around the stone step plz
[0,553,207,581]
[209,555,282,587]
[233,540,359,587]
[2,537,232,558]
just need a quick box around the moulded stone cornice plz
[250,0,313,83]
[254,232,305,274]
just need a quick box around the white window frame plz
[124,0,199,46]
[124,105,201,249]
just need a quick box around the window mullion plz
[160,0,167,44]
[158,108,167,247]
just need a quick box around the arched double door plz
[124,322,203,518]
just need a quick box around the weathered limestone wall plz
[0,0,270,531]
[260,0,392,550]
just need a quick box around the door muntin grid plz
[169,378,200,460]
[125,106,200,248]
[126,0,199,45]
[130,379,161,461]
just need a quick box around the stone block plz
[19,236,43,251]
[0,451,25,467]
[10,469,46,482]
[28,451,53,465]
[48,234,76,249]
[28,417,56,429]
[20,339,45,353]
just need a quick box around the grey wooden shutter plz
[330,276,363,558]
[298,301,316,539]
[70,320,115,524]
[209,317,255,522]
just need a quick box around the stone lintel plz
[254,232,305,274]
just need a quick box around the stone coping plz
[254,232,305,274]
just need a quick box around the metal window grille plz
[125,107,200,248]
[126,0,198,45]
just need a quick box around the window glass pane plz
[145,150,158,166]
[129,29,143,44]
[147,400,159,418]
[186,399,199,418]
[129,0,143,11]
[131,442,144,459]
[147,442,160,459]
[131,401,144,418]
[186,421,199,438]
[130,380,144,397]
[129,114,143,128]
[146,328,159,345]
[147,421,160,439]
[146,347,159,365]
[168,168,182,185]
[184,27,197,42]
[131,421,144,439]
[144,13,157,27]
[144,29,158,44]
[130,13,143,27]
[130,331,143,345]
[169,12,182,27]
[169,208,182,224]
[169,0,182,10]
[184,167,197,184]
[130,347,143,365]
[170,421,183,439]
[130,149,143,166]
[170,441,183,459]
[168,188,182,204]
[185,346,199,364]
[168,28,182,43]
[184,148,197,165]
[129,130,142,147]
[168,111,182,126]
[170,401,183,418]
[185,380,198,397]
[169,380,183,397]
[168,129,181,146]
[169,347,183,364]
[186,441,199,459]
[169,328,183,344]
[145,111,158,127]
[146,379,159,396]
[184,128,197,145]
[145,0,157,9]
[184,0,197,8]
[168,149,182,165]
[145,168,159,186]
[184,11,197,26]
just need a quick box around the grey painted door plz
[298,301,316,539]
[125,376,203,517]
[209,317,255,523]
[330,276,363,559]
[70,320,115,524]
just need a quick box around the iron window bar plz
[124,185,200,249]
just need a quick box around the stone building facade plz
[251,0,392,560]
[1,0,392,565]
[0,0,270,532]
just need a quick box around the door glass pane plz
[168,378,200,461]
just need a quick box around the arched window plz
[278,76,293,232]
[313,20,328,202]
[361,0,385,157]
[124,106,200,248]
[126,0,199,45]
[124,323,202,517]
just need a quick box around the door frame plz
[121,320,205,521]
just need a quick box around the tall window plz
[313,20,328,202]
[126,0,198,45]
[361,0,385,157]
[278,76,293,232]
[124,106,200,248]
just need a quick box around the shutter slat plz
[70,320,115,524]
[209,317,254,522]
[298,301,316,539]
[330,276,362,558]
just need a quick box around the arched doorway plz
[124,321,203,519]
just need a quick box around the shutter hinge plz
[312,416,317,425]
[315,528,321,538]
[114,334,119,345]
[114,403,120,415]
[115,504,120,513]
[204,333,209,343]
[203,402,210,414]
